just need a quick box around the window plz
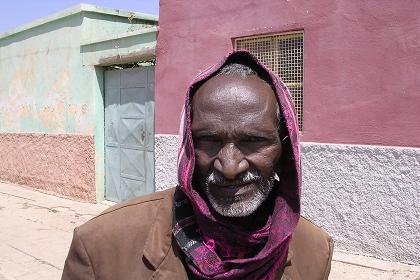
[235,31,304,131]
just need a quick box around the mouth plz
[208,181,256,200]
[214,180,254,188]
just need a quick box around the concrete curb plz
[333,251,420,273]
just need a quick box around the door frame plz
[92,59,156,203]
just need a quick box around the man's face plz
[191,75,282,217]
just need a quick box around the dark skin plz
[191,74,282,227]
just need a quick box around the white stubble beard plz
[202,170,278,217]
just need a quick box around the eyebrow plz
[238,131,278,139]
[192,130,222,138]
[192,129,278,139]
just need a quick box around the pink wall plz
[0,133,95,202]
[156,0,420,147]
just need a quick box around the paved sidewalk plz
[0,182,419,280]
[0,182,108,280]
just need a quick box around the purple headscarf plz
[173,50,301,279]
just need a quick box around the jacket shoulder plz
[77,187,175,237]
[289,217,334,280]
[63,188,177,279]
[96,187,176,218]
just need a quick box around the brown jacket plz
[62,188,333,280]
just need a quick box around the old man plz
[62,51,333,279]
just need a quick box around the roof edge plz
[80,26,157,46]
[0,3,158,40]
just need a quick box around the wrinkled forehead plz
[193,74,275,105]
[191,59,276,96]
[191,74,280,131]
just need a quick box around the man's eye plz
[194,136,223,147]
[197,136,220,142]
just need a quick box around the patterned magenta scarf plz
[173,51,301,279]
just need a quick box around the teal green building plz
[0,4,158,202]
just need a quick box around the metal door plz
[104,67,154,202]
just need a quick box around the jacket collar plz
[142,188,175,269]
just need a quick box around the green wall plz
[0,14,88,134]
[0,7,156,135]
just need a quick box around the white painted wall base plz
[154,135,420,265]
[301,142,420,265]
[154,134,179,191]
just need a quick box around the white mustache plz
[205,170,261,186]
[205,170,280,187]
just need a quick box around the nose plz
[214,143,249,180]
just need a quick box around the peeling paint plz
[19,105,32,116]
[55,100,65,114]
[67,104,78,116]
[81,104,88,114]
[0,15,89,134]
[1,9,156,136]
[38,106,57,130]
